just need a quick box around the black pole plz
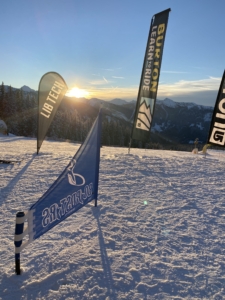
[128,138,132,154]
[14,211,25,275]
[15,254,21,275]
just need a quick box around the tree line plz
[0,82,199,151]
[0,82,133,147]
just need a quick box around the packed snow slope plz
[1,135,225,300]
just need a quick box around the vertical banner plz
[208,70,225,147]
[30,110,102,242]
[37,72,68,154]
[131,9,171,143]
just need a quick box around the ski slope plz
[1,135,225,299]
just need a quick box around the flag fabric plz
[37,72,68,154]
[131,9,171,143]
[208,70,225,147]
[16,110,102,253]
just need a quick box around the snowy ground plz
[1,135,225,300]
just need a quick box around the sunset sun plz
[66,87,90,98]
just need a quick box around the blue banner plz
[29,110,102,241]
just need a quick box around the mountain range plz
[61,95,213,146]
[2,85,214,148]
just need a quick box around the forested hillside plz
[0,82,213,150]
[0,83,132,147]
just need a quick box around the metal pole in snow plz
[14,212,25,275]
[128,138,132,154]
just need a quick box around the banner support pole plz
[14,211,25,275]
[128,138,132,154]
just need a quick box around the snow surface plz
[152,123,163,132]
[1,136,225,299]
[196,123,204,130]
[161,98,177,108]
[204,113,212,122]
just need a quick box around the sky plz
[1,0,225,106]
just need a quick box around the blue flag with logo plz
[24,110,102,244]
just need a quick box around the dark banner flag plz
[131,9,170,143]
[15,110,102,255]
[208,70,225,146]
[37,72,68,154]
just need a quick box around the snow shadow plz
[0,136,30,143]
[0,155,36,206]
[91,206,117,299]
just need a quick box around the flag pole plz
[14,212,25,275]
[94,108,102,207]
[128,138,132,154]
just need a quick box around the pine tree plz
[0,82,5,119]
[14,89,23,135]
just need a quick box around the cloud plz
[158,77,220,97]
[101,68,114,72]
[91,73,100,77]
[86,86,138,100]
[157,76,221,106]
[89,79,110,85]
[89,76,110,85]
[208,76,221,81]
[84,76,220,106]
[101,68,122,72]
[112,76,124,79]
[103,76,108,83]
[161,70,189,74]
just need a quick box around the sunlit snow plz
[1,135,225,299]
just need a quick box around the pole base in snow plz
[15,258,21,275]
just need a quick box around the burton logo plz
[135,97,154,131]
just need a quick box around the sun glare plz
[66,87,89,98]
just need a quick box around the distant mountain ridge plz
[109,98,136,105]
[151,98,213,144]
[3,84,37,93]
[1,84,214,147]
[63,95,213,145]
[21,85,36,92]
